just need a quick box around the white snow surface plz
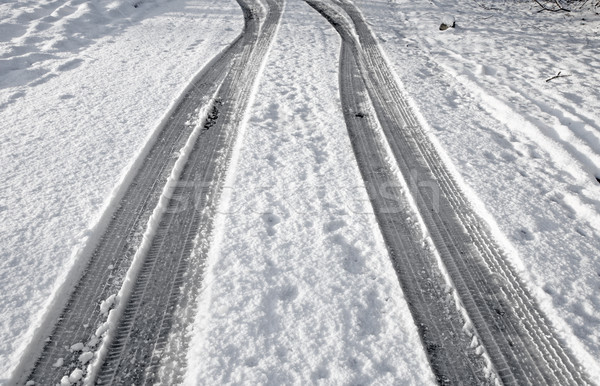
[357,0,600,379]
[2,0,600,383]
[184,1,435,384]
[0,0,242,381]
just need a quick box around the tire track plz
[17,1,272,385]
[307,0,590,384]
[339,41,490,384]
[94,0,283,384]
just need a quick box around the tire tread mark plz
[22,6,250,386]
[307,0,590,384]
[338,41,490,385]
[95,0,283,384]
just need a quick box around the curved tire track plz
[307,0,590,384]
[94,0,283,384]
[18,1,281,385]
[339,41,489,384]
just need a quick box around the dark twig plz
[533,0,571,12]
[546,71,571,82]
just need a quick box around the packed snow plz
[1,0,599,383]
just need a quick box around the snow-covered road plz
[2,0,599,384]
[357,0,600,380]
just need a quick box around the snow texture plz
[2,0,599,383]
[84,99,215,385]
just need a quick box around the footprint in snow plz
[517,228,535,241]
[261,213,281,236]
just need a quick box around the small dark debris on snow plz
[427,343,440,354]
[439,15,456,31]
[355,112,366,118]
[438,375,452,386]
[204,101,221,130]
[439,22,455,31]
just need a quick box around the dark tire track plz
[306,0,590,384]
[17,1,280,385]
[339,41,489,385]
[94,0,283,384]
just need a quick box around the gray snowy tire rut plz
[96,0,282,384]
[18,0,282,385]
[306,0,590,385]
[339,40,489,385]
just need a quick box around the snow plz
[99,294,116,315]
[183,1,435,384]
[439,13,455,30]
[78,351,94,365]
[0,0,242,381]
[357,0,600,379]
[68,368,83,383]
[2,0,599,383]
[94,322,110,338]
[69,343,84,352]
[355,57,499,379]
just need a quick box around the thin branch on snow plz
[533,0,572,12]
[545,71,571,82]
[577,0,600,11]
